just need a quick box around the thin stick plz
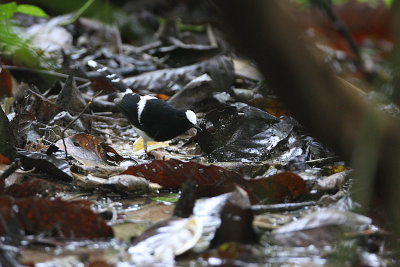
[58,0,96,26]
[2,65,88,83]
[27,88,82,116]
[0,159,21,180]
[28,89,120,121]
[61,90,103,160]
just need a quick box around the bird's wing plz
[140,100,188,141]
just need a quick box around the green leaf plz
[383,0,393,7]
[0,2,18,21]
[151,194,180,203]
[16,4,48,18]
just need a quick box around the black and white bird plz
[115,90,200,152]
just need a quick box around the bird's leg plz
[143,139,148,153]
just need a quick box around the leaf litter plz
[0,1,397,266]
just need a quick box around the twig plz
[18,167,36,174]
[0,159,21,180]
[2,65,88,83]
[86,114,128,124]
[306,156,339,165]
[76,81,92,90]
[61,90,103,160]
[252,201,316,212]
[206,24,218,48]
[27,88,82,116]
[91,127,133,141]
[58,0,96,26]
[28,89,122,123]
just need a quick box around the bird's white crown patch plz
[185,110,197,125]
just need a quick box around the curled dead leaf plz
[56,133,121,165]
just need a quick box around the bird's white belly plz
[132,126,154,142]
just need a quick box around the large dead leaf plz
[0,197,113,239]
[122,159,243,190]
[123,160,308,204]
[18,151,72,182]
[196,104,293,162]
[56,133,121,165]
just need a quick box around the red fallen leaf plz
[123,159,244,190]
[0,153,11,164]
[0,68,14,97]
[123,160,308,204]
[5,177,59,198]
[249,172,308,203]
[0,197,113,239]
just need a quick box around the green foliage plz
[16,4,49,18]
[0,22,40,68]
[0,2,48,21]
[0,2,48,68]
[58,0,95,26]
[151,194,180,203]
[32,0,115,24]
[333,0,393,6]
